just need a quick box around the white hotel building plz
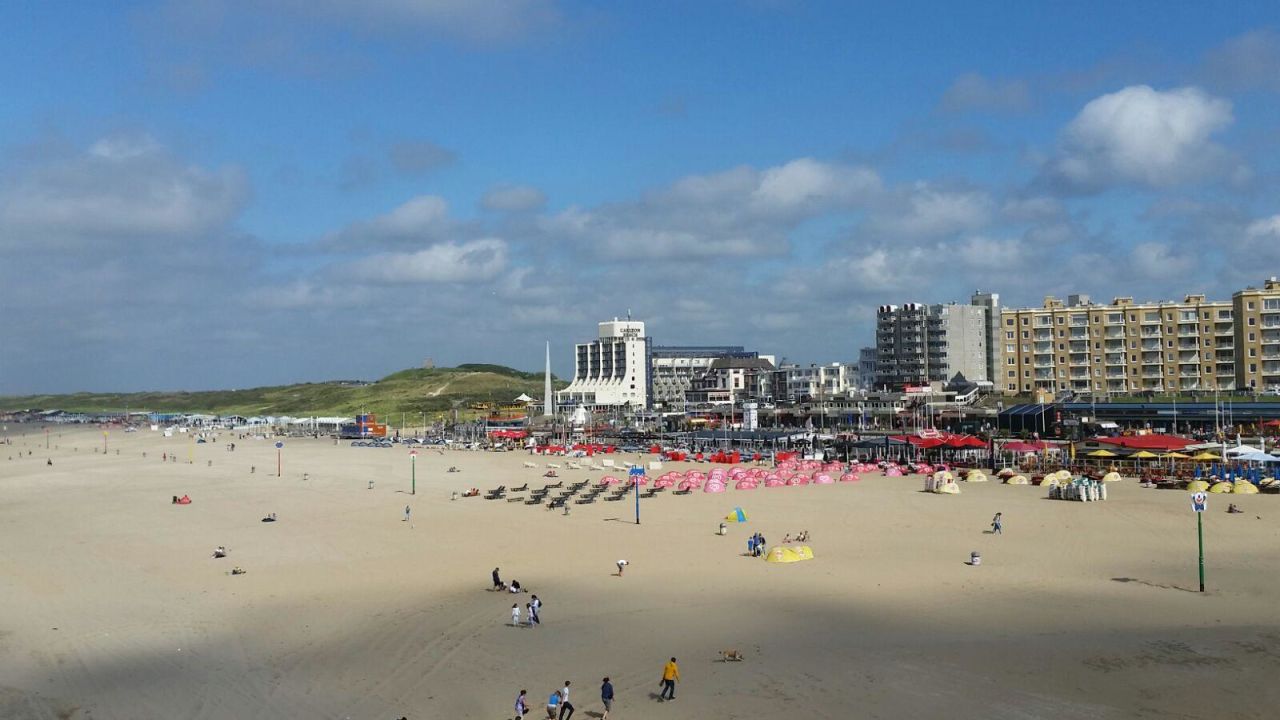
[556,319,652,409]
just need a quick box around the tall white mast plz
[544,341,554,417]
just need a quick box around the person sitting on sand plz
[1228,503,1244,514]
[796,530,809,542]
[261,513,277,522]
[509,580,525,593]
[212,546,227,558]
[230,566,246,575]
[781,533,792,544]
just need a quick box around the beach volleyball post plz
[409,449,418,495]
[1191,491,1207,592]
[630,465,644,525]
[276,441,284,477]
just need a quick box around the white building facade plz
[557,319,652,408]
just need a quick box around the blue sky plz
[2,1,1279,393]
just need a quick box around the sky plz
[2,1,1279,394]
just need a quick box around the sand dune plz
[2,426,1279,719]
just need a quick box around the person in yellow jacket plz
[659,657,679,701]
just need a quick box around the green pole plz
[412,455,416,496]
[1197,510,1205,592]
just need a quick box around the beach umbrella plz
[1233,479,1259,494]
[1130,451,1158,459]
[1088,449,1117,458]
[1162,452,1190,459]
[1191,452,1221,461]
[1186,479,1210,493]
[1209,481,1233,494]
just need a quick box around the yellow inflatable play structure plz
[766,545,815,563]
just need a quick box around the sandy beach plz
[3,425,1280,719]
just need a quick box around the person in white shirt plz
[615,559,629,576]
[511,603,521,627]
[558,680,574,720]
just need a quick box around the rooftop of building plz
[708,357,777,371]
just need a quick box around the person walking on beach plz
[659,657,679,701]
[511,603,521,627]
[404,504,411,522]
[531,594,542,622]
[991,512,1003,535]
[514,689,529,720]
[616,559,629,576]
[600,677,614,720]
[557,680,574,720]
[493,567,504,590]
[527,601,539,627]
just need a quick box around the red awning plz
[1093,435,1195,451]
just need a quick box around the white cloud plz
[1239,215,1280,264]
[1043,85,1238,191]
[940,73,1030,113]
[346,238,508,283]
[0,134,248,246]
[1128,241,1197,279]
[544,158,881,260]
[482,184,547,212]
[868,184,993,238]
[327,195,455,247]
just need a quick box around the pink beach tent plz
[839,473,860,483]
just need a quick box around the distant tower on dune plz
[544,342,555,417]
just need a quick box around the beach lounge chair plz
[511,483,529,492]
[673,488,692,496]
[484,485,507,499]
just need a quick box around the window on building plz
[1094,342,1101,349]
[1007,357,1016,365]
[1129,341,1136,349]
[1057,343,1064,350]
[1167,354,1174,361]
[1005,344,1014,353]
[1057,317,1064,324]
[1007,370,1015,378]
[1006,331,1014,339]
[1251,363,1257,372]
[1058,330,1065,337]
[1249,332,1257,341]
[1022,331,1029,339]
[1204,353,1212,361]
[1249,317,1257,326]
[1008,383,1016,390]
[1130,354,1137,362]
[1094,356,1101,363]
[1248,302,1255,310]
[1006,318,1014,326]
[1021,317,1029,325]
[1250,348,1257,357]
[1023,370,1030,378]
[1022,344,1030,352]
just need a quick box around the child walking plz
[991,512,1003,535]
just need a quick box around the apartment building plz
[1234,277,1280,393]
[777,362,855,402]
[874,302,990,388]
[650,345,763,409]
[999,278,1280,396]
